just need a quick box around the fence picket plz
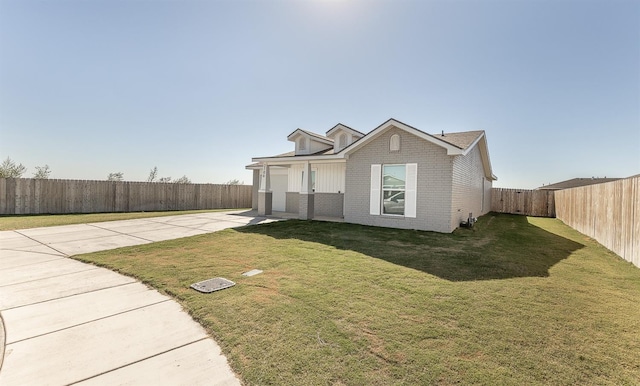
[555,176,639,268]
[490,188,555,217]
[0,178,252,215]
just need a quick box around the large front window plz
[370,163,416,218]
[382,164,405,215]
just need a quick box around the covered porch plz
[248,159,346,221]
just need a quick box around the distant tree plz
[107,172,124,181]
[147,166,158,182]
[33,165,51,179]
[173,175,191,184]
[145,166,190,184]
[225,179,243,185]
[0,157,27,178]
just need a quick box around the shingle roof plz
[254,120,490,172]
[253,148,334,161]
[537,177,621,190]
[434,130,484,150]
[305,129,333,142]
[272,151,296,157]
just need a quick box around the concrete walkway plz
[0,210,277,385]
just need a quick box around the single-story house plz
[247,118,497,233]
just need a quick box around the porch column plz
[299,161,314,220]
[258,164,272,216]
[251,169,260,210]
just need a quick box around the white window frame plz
[370,163,417,218]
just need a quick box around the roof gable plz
[341,118,495,180]
[287,128,333,156]
[325,123,365,139]
[287,128,333,145]
[342,118,472,156]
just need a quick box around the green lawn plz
[0,209,242,231]
[75,214,640,385]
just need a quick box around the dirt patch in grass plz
[75,213,640,385]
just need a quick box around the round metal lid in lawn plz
[190,278,235,293]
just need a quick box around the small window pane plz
[383,190,405,215]
[382,165,405,189]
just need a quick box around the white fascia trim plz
[342,119,465,156]
[251,155,346,166]
[474,134,497,181]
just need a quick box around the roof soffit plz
[476,136,497,181]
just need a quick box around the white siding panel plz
[288,163,346,193]
[288,165,303,192]
[370,164,381,215]
[315,163,346,193]
[405,163,417,218]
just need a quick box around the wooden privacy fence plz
[555,176,639,268]
[490,188,555,217]
[0,178,252,215]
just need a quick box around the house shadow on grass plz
[235,213,585,282]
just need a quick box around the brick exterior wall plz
[285,192,299,213]
[314,193,344,217]
[344,126,454,233]
[299,193,313,220]
[483,178,492,215]
[450,145,488,229]
[258,191,272,216]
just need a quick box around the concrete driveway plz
[0,210,277,385]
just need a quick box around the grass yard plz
[0,209,241,231]
[75,213,640,385]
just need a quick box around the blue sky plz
[1,0,638,188]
